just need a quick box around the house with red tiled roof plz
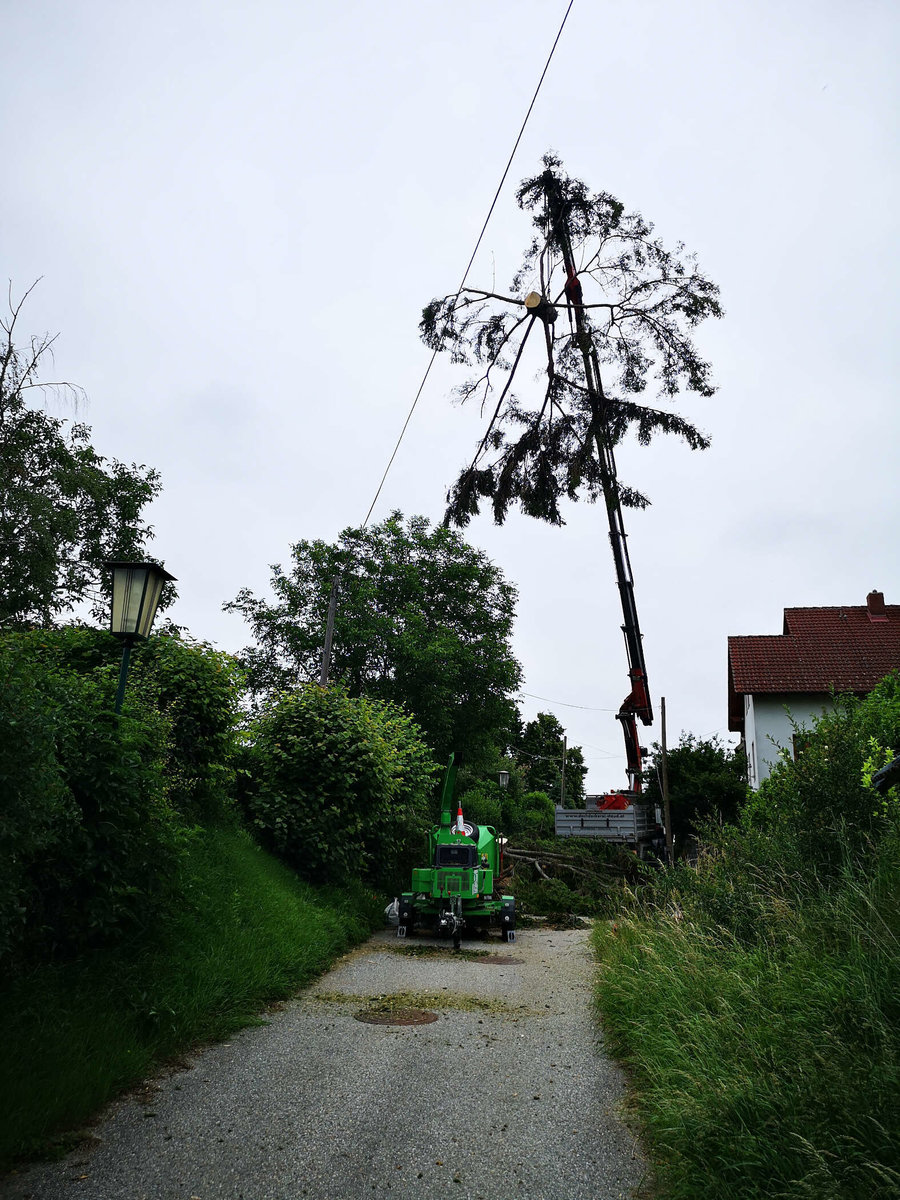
[728,590,900,788]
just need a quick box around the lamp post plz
[105,561,176,713]
[498,770,509,790]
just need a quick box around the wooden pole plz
[319,574,340,686]
[560,735,567,807]
[660,696,674,866]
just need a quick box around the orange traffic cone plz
[454,804,466,835]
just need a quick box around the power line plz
[362,0,576,528]
[518,689,616,712]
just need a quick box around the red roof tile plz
[727,600,900,733]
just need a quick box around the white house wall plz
[745,692,837,788]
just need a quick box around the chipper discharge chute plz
[397,754,516,949]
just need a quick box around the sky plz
[3,0,898,792]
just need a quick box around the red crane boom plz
[545,173,653,796]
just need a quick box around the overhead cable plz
[518,690,616,712]
[361,0,576,528]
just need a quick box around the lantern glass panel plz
[111,565,151,638]
[137,572,166,639]
[108,562,175,640]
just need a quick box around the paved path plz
[4,928,646,1200]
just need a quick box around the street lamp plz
[498,770,510,790]
[105,561,176,713]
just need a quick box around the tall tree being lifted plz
[421,155,722,795]
[421,154,722,527]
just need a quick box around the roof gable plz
[727,596,900,732]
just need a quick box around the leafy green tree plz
[421,154,722,528]
[517,711,587,805]
[644,733,746,845]
[0,286,165,627]
[226,512,522,764]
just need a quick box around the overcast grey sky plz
[4,0,898,790]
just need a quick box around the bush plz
[7,626,244,825]
[456,784,502,828]
[0,637,186,965]
[522,790,555,836]
[238,685,438,889]
[131,629,244,824]
[751,674,900,873]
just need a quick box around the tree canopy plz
[516,710,587,806]
[225,512,522,764]
[644,733,746,844]
[0,285,165,627]
[421,154,722,528]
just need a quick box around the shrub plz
[751,674,900,873]
[522,790,555,836]
[7,626,244,825]
[132,630,244,824]
[0,637,186,965]
[456,784,502,828]
[238,686,438,889]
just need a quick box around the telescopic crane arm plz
[544,173,653,794]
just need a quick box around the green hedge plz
[0,628,244,968]
[0,637,181,963]
[238,685,438,889]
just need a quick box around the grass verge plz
[592,836,900,1199]
[1,827,381,1170]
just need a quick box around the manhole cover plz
[354,1008,439,1026]
[479,955,525,966]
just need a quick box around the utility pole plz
[660,696,674,866]
[560,735,567,807]
[319,574,340,686]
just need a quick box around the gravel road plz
[4,926,647,1200]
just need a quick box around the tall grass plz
[1,828,381,1168]
[594,822,900,1199]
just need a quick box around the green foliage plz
[422,155,722,528]
[0,627,245,966]
[7,625,245,824]
[595,822,900,1199]
[456,784,502,828]
[516,710,586,804]
[644,733,746,848]
[507,834,632,918]
[0,289,167,626]
[0,827,382,1168]
[238,685,439,889]
[522,790,555,836]
[0,636,185,965]
[595,675,900,1198]
[226,511,522,764]
[750,675,900,873]
[132,628,244,823]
